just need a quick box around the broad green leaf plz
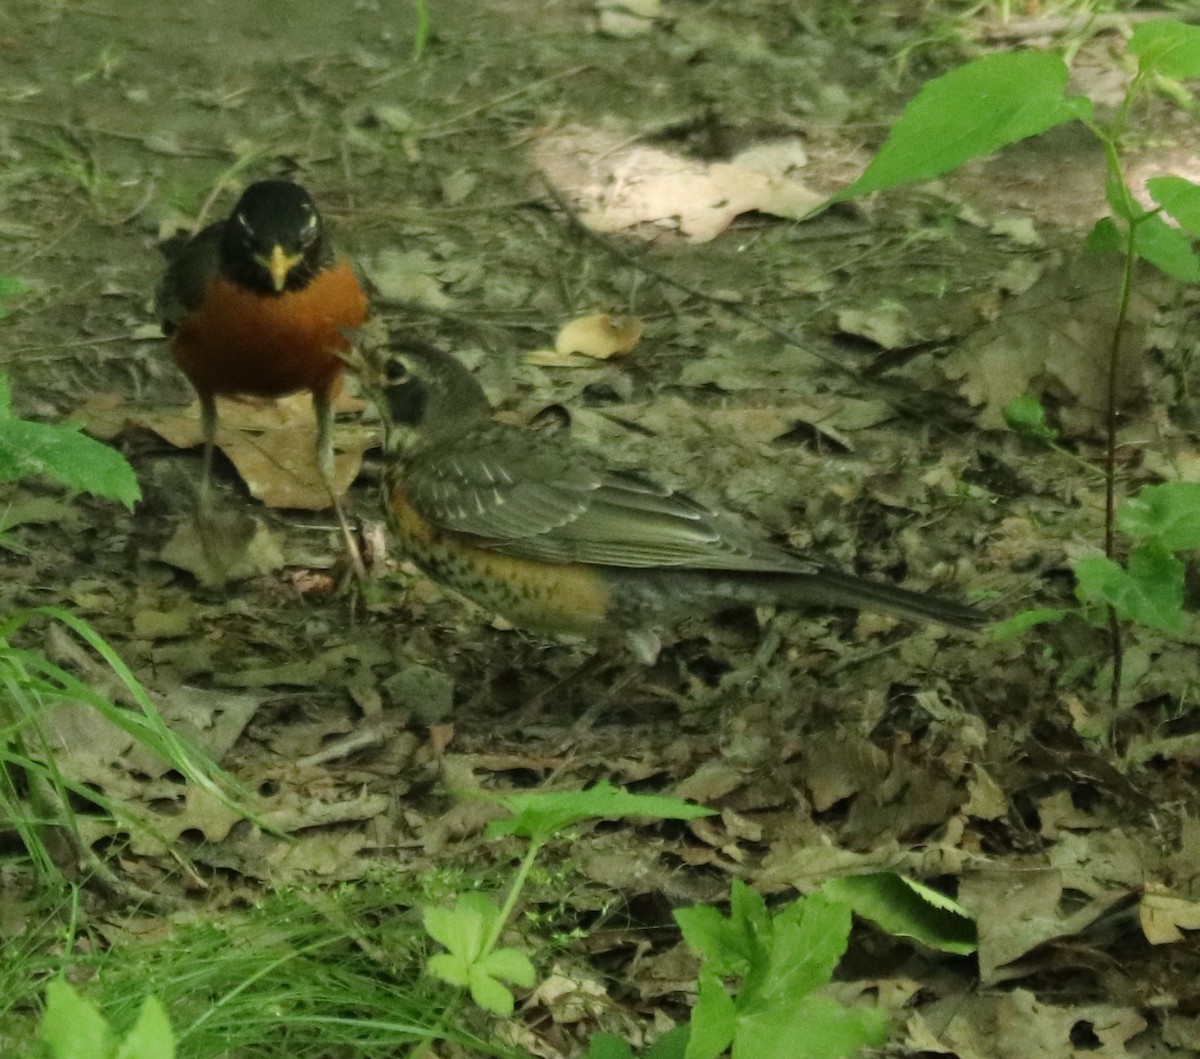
[487,781,712,842]
[114,996,175,1059]
[729,878,771,940]
[645,1026,691,1059]
[0,412,140,509]
[836,52,1091,201]
[39,979,114,1059]
[426,951,471,987]
[1084,217,1123,254]
[755,894,852,1004]
[1132,212,1200,283]
[585,1033,636,1059]
[423,893,498,961]
[1075,543,1184,634]
[685,967,736,1059]
[1148,175,1200,238]
[822,873,977,955]
[1130,20,1200,80]
[468,966,515,1015]
[585,1027,691,1059]
[676,904,748,974]
[1118,482,1200,550]
[480,946,536,987]
[1002,394,1058,441]
[733,994,888,1059]
[675,882,765,975]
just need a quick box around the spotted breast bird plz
[361,337,983,664]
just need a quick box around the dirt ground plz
[4,1,1200,1056]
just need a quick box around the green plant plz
[833,23,1200,712]
[0,375,139,511]
[675,882,887,1059]
[0,374,256,885]
[423,782,712,1017]
[37,978,174,1059]
[412,0,431,59]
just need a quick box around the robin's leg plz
[197,391,218,518]
[191,390,245,584]
[313,387,368,584]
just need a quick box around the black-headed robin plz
[362,337,983,662]
[156,179,370,577]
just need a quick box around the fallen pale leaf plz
[74,392,376,510]
[554,312,644,360]
[1140,885,1200,945]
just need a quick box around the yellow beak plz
[257,244,305,292]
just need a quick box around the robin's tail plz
[768,567,984,629]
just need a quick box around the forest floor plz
[2,1,1200,1056]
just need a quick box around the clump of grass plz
[8,882,525,1059]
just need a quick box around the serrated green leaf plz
[836,52,1091,201]
[486,780,712,843]
[686,967,736,1059]
[675,885,762,976]
[114,996,175,1059]
[0,415,140,509]
[675,904,742,971]
[1130,19,1200,80]
[822,873,977,955]
[1148,175,1200,239]
[756,894,852,1004]
[480,946,536,987]
[1118,482,1200,550]
[423,894,497,960]
[733,994,888,1059]
[39,979,114,1059]
[468,966,515,1015]
[1002,394,1058,440]
[1132,212,1200,282]
[426,951,471,988]
[1075,544,1184,633]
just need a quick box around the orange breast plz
[388,485,614,637]
[172,257,369,400]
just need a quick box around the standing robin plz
[155,179,370,579]
[363,338,983,664]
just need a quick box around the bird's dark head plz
[219,180,329,294]
[369,340,492,456]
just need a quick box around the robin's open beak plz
[258,244,305,292]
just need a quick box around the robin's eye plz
[299,211,319,243]
[385,359,409,385]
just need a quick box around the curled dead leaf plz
[556,313,644,359]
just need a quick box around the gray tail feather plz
[765,568,984,629]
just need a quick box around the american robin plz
[363,338,984,663]
[155,179,370,578]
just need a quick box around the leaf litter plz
[2,2,1200,1056]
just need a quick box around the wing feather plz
[404,426,808,572]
